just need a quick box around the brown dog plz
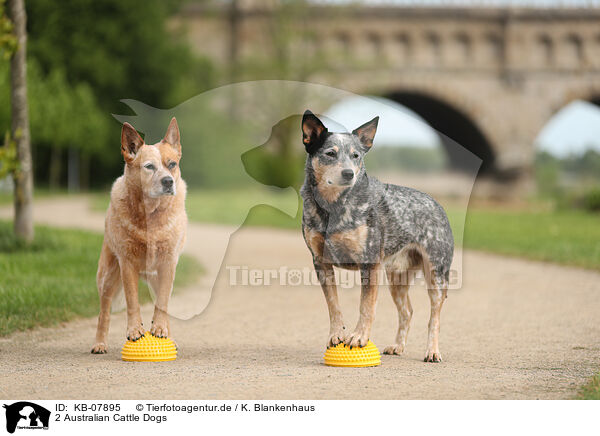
[91,118,187,354]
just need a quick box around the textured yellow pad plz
[323,340,381,367]
[121,332,177,362]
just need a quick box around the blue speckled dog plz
[300,110,454,362]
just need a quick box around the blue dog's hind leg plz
[383,270,413,356]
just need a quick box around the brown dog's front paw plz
[327,326,346,348]
[91,343,108,354]
[126,324,145,341]
[150,322,169,339]
[424,350,442,363]
[383,344,405,355]
[346,330,368,349]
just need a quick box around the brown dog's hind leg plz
[424,275,447,363]
[91,243,121,354]
[383,270,412,355]
[314,261,346,348]
[347,263,380,348]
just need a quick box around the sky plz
[536,101,600,157]
[325,96,439,147]
[325,96,600,157]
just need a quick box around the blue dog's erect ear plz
[302,110,328,154]
[352,116,379,150]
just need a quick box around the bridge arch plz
[549,86,600,117]
[588,96,600,106]
[532,87,600,169]
[383,90,496,174]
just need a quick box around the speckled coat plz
[300,110,453,362]
[301,172,454,283]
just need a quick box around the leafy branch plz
[0,0,17,59]
[0,131,18,180]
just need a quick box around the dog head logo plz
[2,402,50,434]
[113,81,480,320]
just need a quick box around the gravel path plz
[0,197,599,399]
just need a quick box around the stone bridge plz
[175,1,600,184]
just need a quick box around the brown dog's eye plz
[144,163,156,171]
[168,162,177,169]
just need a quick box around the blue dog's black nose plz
[161,177,174,189]
[341,169,354,180]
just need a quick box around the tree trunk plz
[79,151,90,191]
[68,147,79,193]
[8,0,33,242]
[228,0,239,119]
[49,146,61,190]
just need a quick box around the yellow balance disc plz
[323,341,381,367]
[121,332,177,362]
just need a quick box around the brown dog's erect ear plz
[352,116,379,150]
[302,110,328,154]
[121,122,144,163]
[163,117,181,156]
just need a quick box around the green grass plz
[0,191,12,205]
[578,373,600,399]
[94,189,600,270]
[185,188,301,228]
[94,189,600,269]
[458,207,600,271]
[0,220,202,336]
[92,188,302,229]
[0,188,81,205]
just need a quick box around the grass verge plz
[0,220,201,336]
[92,188,302,229]
[459,207,600,271]
[0,188,80,206]
[95,189,600,270]
[578,374,600,399]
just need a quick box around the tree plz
[0,0,16,56]
[0,1,17,181]
[0,59,112,192]
[23,0,214,187]
[27,0,213,112]
[26,62,110,190]
[7,0,33,242]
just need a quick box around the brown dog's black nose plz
[341,169,354,181]
[161,177,174,189]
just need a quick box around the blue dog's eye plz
[144,163,156,171]
[168,161,177,169]
[352,153,359,159]
[325,150,336,157]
